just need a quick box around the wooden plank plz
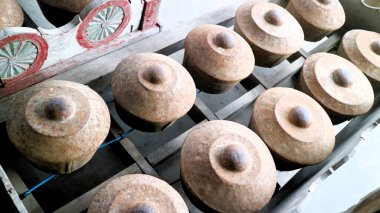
[189,97,218,121]
[0,165,28,213]
[215,85,265,120]
[253,57,305,89]
[252,61,291,89]
[273,57,305,87]
[146,120,206,166]
[3,166,44,213]
[108,109,159,177]
[54,164,141,213]
[0,0,246,123]
[299,32,344,58]
[119,136,159,178]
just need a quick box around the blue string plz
[19,174,57,199]
[98,128,134,149]
[19,128,134,199]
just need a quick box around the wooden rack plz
[1,0,380,212]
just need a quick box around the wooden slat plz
[0,165,28,213]
[146,120,207,166]
[272,57,305,87]
[299,32,344,58]
[215,85,265,120]
[119,137,160,177]
[190,97,218,121]
[54,164,141,213]
[107,101,159,177]
[252,61,291,89]
[253,57,305,89]
[3,166,44,213]
[109,124,160,178]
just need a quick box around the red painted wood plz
[0,26,159,98]
[0,33,48,84]
[141,0,161,30]
[77,0,131,48]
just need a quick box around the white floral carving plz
[0,41,38,79]
[85,6,124,41]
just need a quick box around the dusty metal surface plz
[184,24,254,93]
[88,174,188,213]
[251,88,335,170]
[286,0,345,41]
[234,1,303,67]
[112,53,196,132]
[299,53,374,123]
[338,30,380,90]
[6,80,111,174]
[181,120,276,212]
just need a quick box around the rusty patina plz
[338,30,380,91]
[6,80,110,174]
[181,120,276,213]
[38,0,92,13]
[112,53,196,132]
[250,87,335,170]
[184,24,255,94]
[0,0,24,29]
[88,174,188,213]
[234,1,304,67]
[286,0,345,41]
[299,53,374,124]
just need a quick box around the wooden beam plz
[0,165,28,213]
[108,103,159,178]
[189,97,218,122]
[215,85,265,120]
[3,166,44,213]
[252,57,305,89]
[146,120,207,166]
[299,32,344,58]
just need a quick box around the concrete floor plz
[302,124,380,212]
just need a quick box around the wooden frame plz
[1,0,379,212]
[0,165,28,213]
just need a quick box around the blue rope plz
[19,174,57,199]
[98,128,134,149]
[19,128,134,199]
